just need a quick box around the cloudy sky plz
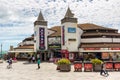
[0,0,120,51]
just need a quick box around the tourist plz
[100,62,109,76]
[7,58,12,69]
[32,55,35,63]
[28,55,31,63]
[37,58,41,69]
[13,57,17,62]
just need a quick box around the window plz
[68,27,76,33]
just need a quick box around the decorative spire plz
[37,11,45,21]
[65,7,74,18]
[34,11,47,26]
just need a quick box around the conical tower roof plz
[37,11,45,21]
[65,7,74,18]
[61,7,77,24]
[34,11,47,26]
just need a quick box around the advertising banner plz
[102,52,109,59]
[39,28,45,50]
[74,63,82,69]
[84,63,93,71]
[114,63,120,69]
[84,48,100,50]
[105,62,113,69]
[62,26,65,45]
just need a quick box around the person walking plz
[100,62,109,76]
[37,58,41,69]
[32,55,35,63]
[7,58,12,69]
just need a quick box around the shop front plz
[37,50,48,61]
[79,47,120,61]
[48,44,61,60]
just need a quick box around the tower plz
[34,11,48,52]
[61,7,80,53]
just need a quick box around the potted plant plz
[57,58,71,72]
[91,58,103,72]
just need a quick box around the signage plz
[74,63,82,69]
[48,37,61,44]
[102,52,109,59]
[84,48,100,50]
[39,28,45,50]
[114,63,120,69]
[111,48,120,50]
[48,44,61,49]
[68,39,76,41]
[69,53,74,60]
[62,26,65,45]
[84,63,93,71]
[68,27,76,33]
[105,62,113,69]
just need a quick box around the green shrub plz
[91,58,103,65]
[57,58,71,65]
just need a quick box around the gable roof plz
[48,26,61,37]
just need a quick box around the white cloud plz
[0,0,120,50]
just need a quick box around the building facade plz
[9,7,120,61]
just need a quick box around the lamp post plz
[1,44,2,59]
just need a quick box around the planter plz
[93,64,101,72]
[59,64,71,72]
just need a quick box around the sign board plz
[102,52,109,59]
[69,53,74,60]
[68,27,76,33]
[74,63,82,69]
[105,62,113,69]
[84,63,93,71]
[111,48,120,50]
[62,26,65,45]
[84,48,100,50]
[114,63,120,69]
[39,28,45,50]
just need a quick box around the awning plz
[60,49,69,54]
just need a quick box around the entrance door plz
[96,52,101,59]
[41,53,45,61]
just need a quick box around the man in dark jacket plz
[100,62,109,76]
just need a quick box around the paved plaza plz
[0,61,120,80]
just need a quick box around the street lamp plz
[1,44,2,59]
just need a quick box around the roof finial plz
[64,6,74,18]
[37,10,45,21]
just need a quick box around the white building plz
[8,7,120,61]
